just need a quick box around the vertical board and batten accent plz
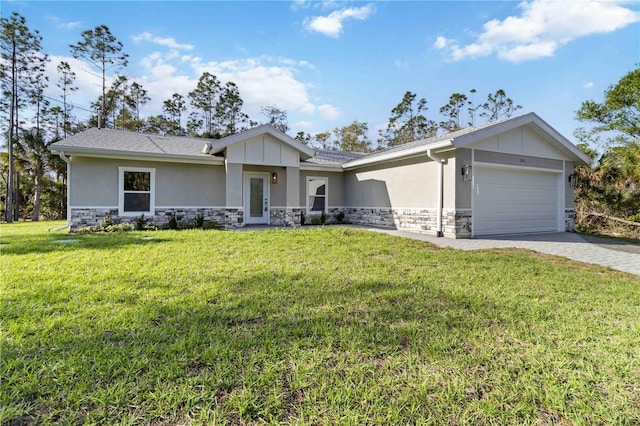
[226,134,300,166]
[470,126,566,160]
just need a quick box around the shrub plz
[106,223,135,232]
[168,213,178,230]
[300,210,306,226]
[195,213,205,228]
[626,212,640,223]
[74,226,96,234]
[336,211,345,224]
[177,221,195,230]
[311,217,322,225]
[320,211,326,225]
[202,220,221,230]
[100,216,114,228]
[135,214,147,231]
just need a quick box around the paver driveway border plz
[356,227,640,276]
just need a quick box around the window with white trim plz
[306,176,328,213]
[119,167,155,215]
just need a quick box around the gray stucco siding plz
[69,156,225,208]
[344,156,439,208]
[564,161,574,209]
[454,149,472,210]
[299,171,344,208]
[156,162,225,206]
[69,156,119,206]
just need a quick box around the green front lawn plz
[2,221,639,424]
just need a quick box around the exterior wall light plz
[461,164,472,182]
[568,173,576,188]
[271,172,278,184]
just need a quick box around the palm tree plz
[16,129,49,221]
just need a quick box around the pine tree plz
[1,12,47,222]
[70,25,128,128]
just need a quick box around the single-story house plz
[49,112,590,238]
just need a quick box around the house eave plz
[342,140,453,170]
[49,146,225,165]
[299,163,344,172]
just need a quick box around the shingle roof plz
[342,117,511,165]
[305,149,366,165]
[50,128,219,158]
[49,113,589,167]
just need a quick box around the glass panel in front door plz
[249,178,264,217]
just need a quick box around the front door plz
[244,173,269,224]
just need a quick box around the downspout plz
[51,151,72,231]
[426,149,444,237]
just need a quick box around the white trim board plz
[473,161,563,174]
[69,206,118,209]
[155,206,228,209]
[305,176,329,214]
[118,166,156,217]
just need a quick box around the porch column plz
[286,166,301,225]
[225,161,243,227]
[286,167,300,208]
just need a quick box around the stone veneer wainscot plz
[69,207,244,229]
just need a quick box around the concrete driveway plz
[360,228,640,276]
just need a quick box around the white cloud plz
[583,81,595,89]
[304,4,374,38]
[292,0,341,12]
[433,36,449,49]
[291,0,309,11]
[293,120,314,129]
[394,59,409,69]
[435,0,639,63]
[132,32,194,51]
[46,16,82,30]
[318,104,340,119]
[277,57,316,70]
[43,56,104,114]
[134,53,320,118]
[43,43,332,127]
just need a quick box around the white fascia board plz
[49,147,225,165]
[299,163,344,172]
[342,140,452,170]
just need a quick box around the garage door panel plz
[474,166,559,236]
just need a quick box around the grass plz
[1,221,639,425]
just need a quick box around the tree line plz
[295,89,522,152]
[572,67,640,237]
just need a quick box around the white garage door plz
[474,166,559,236]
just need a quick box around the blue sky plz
[4,0,639,146]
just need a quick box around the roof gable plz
[344,113,590,169]
[211,124,315,160]
[450,113,589,164]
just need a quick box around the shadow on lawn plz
[8,265,635,424]
[4,270,515,424]
[0,232,169,256]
